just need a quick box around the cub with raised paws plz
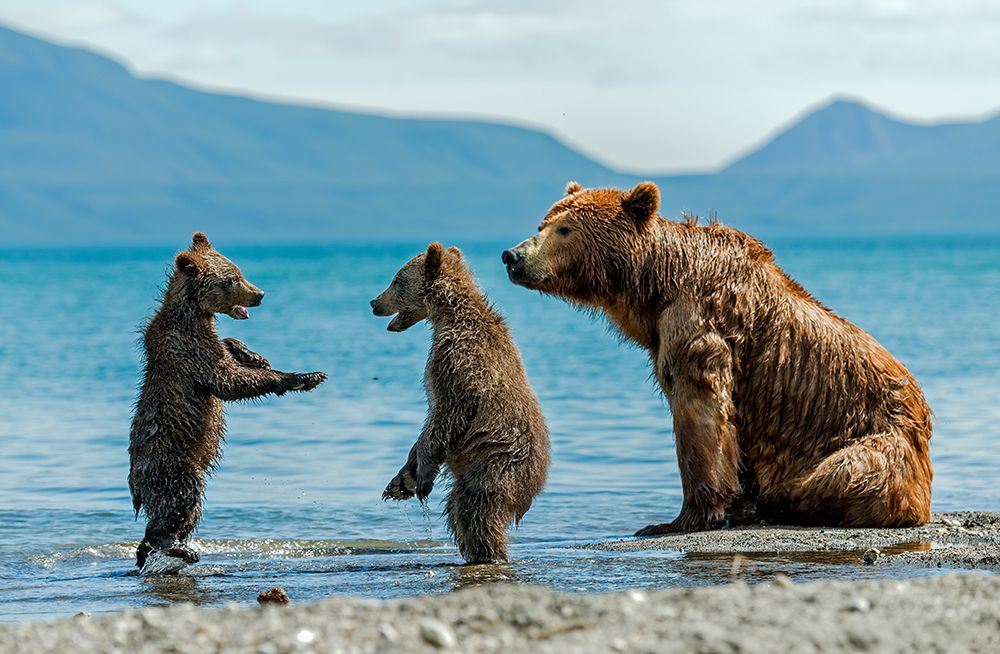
[129,232,325,573]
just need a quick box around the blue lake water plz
[0,236,998,621]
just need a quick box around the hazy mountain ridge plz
[1,25,998,244]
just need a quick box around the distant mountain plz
[0,25,628,244]
[1,25,998,244]
[654,97,1000,234]
[724,97,1000,175]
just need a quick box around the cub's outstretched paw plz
[383,468,417,501]
[286,372,327,393]
[223,338,271,369]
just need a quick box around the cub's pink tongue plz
[235,306,249,319]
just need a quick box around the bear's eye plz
[557,226,572,237]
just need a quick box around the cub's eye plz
[557,226,572,236]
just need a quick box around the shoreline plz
[588,511,1000,571]
[2,513,998,652]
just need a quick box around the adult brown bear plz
[502,181,932,535]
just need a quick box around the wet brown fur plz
[504,182,932,534]
[372,243,550,563]
[128,233,326,568]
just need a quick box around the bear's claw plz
[383,468,417,501]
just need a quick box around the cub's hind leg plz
[445,473,515,564]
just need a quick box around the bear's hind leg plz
[134,464,206,570]
[780,432,931,528]
[446,476,514,564]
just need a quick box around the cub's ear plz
[191,232,211,250]
[175,252,204,275]
[425,242,444,279]
[565,181,583,195]
[621,182,660,225]
[447,246,463,260]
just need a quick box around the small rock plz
[256,643,278,654]
[73,612,91,619]
[419,619,457,649]
[847,596,871,612]
[610,638,628,652]
[296,629,316,644]
[626,589,648,603]
[424,570,436,577]
[773,574,793,589]
[862,548,880,565]
[257,587,290,605]
[379,623,400,641]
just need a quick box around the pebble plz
[773,574,794,589]
[419,619,457,649]
[296,629,315,644]
[626,589,648,603]
[378,623,399,641]
[862,548,880,565]
[258,587,290,605]
[847,596,872,612]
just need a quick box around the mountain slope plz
[0,25,628,244]
[723,97,1000,176]
[0,25,998,244]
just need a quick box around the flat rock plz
[587,512,1000,569]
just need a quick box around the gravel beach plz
[4,513,998,653]
[3,573,999,653]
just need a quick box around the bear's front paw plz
[634,513,725,537]
[415,464,438,503]
[223,338,271,369]
[286,372,327,393]
[383,468,417,501]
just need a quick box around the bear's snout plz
[249,289,264,307]
[371,297,392,317]
[501,248,524,270]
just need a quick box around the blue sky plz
[1,0,998,172]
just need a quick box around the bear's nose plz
[369,299,377,309]
[501,249,523,268]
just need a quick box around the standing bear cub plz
[503,182,933,534]
[129,232,326,573]
[372,243,550,564]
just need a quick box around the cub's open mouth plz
[386,314,404,331]
[226,306,250,320]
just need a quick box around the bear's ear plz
[447,246,463,260]
[565,181,583,195]
[621,181,660,225]
[191,232,211,250]
[175,252,205,276]
[425,242,444,279]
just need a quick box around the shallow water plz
[0,236,998,621]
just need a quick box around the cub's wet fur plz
[372,243,550,564]
[129,232,326,571]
